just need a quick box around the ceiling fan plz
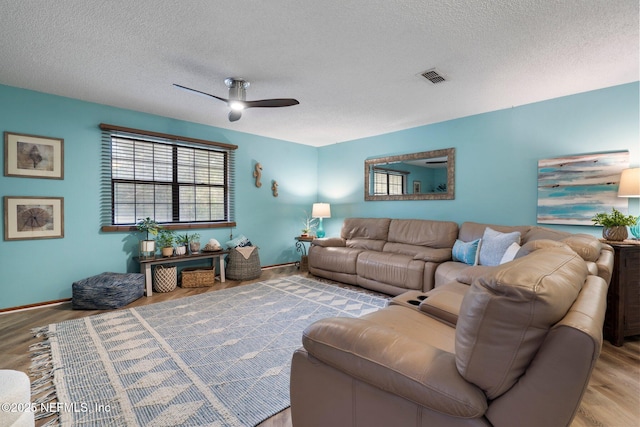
[173,78,299,122]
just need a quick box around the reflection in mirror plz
[364,148,455,200]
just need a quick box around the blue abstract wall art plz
[537,151,629,225]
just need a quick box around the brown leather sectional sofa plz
[292,217,614,427]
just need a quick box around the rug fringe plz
[30,324,59,426]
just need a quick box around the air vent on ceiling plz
[420,69,446,84]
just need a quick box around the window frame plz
[100,123,237,232]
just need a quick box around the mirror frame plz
[364,148,455,201]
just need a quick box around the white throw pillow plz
[500,242,521,264]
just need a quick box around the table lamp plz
[618,167,640,239]
[312,203,331,238]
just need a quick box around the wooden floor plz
[0,266,638,427]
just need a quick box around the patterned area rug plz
[30,276,388,426]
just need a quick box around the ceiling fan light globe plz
[229,101,245,111]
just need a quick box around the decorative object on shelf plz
[4,196,64,241]
[617,167,640,239]
[272,180,278,197]
[538,150,629,225]
[156,229,175,257]
[175,233,189,255]
[188,233,201,253]
[254,162,262,187]
[592,208,637,241]
[136,217,160,258]
[301,210,318,237]
[203,238,222,252]
[4,132,64,179]
[312,203,331,238]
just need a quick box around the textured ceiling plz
[0,1,637,147]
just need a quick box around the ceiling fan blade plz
[173,84,228,103]
[243,98,300,108]
[228,110,242,122]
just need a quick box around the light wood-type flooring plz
[0,266,638,427]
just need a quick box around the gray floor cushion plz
[72,272,144,310]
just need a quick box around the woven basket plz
[226,247,261,281]
[154,265,177,292]
[181,267,215,288]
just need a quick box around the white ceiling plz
[0,1,637,147]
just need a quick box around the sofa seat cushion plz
[455,246,587,400]
[434,261,471,288]
[302,306,487,418]
[308,246,363,275]
[357,251,424,290]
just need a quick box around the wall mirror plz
[364,148,455,201]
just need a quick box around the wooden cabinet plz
[603,242,640,346]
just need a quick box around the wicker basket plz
[181,267,215,288]
[226,247,261,281]
[153,265,177,293]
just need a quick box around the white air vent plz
[420,69,446,84]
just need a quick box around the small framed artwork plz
[4,132,64,179]
[4,196,64,240]
[413,180,421,194]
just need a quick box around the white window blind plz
[100,124,237,231]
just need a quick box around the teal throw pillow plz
[452,239,481,266]
[479,227,521,266]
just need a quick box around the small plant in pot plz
[175,233,189,256]
[136,217,160,258]
[301,210,318,237]
[591,208,638,241]
[156,229,175,257]
[188,233,201,254]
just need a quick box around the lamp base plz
[316,218,325,238]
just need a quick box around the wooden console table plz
[136,251,229,296]
[602,241,640,346]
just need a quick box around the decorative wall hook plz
[272,180,279,197]
[253,162,262,187]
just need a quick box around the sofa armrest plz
[419,281,470,326]
[311,237,346,247]
[302,317,487,418]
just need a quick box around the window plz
[100,124,237,231]
[373,170,406,195]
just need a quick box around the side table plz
[602,240,640,346]
[136,251,229,296]
[295,236,314,271]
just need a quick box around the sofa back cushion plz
[458,222,531,243]
[387,219,458,249]
[341,218,391,240]
[455,246,587,400]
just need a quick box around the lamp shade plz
[618,168,640,197]
[312,203,331,218]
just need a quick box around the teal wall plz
[0,85,317,309]
[1,82,638,309]
[317,83,640,238]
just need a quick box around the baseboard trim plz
[0,298,72,314]
[0,263,298,313]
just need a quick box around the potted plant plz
[301,210,318,237]
[156,229,175,257]
[591,208,638,241]
[175,233,189,256]
[188,233,201,254]
[136,217,160,257]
